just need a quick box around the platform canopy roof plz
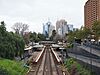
[33,44,44,48]
[52,44,61,48]
[24,46,33,51]
[39,41,55,44]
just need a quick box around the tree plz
[21,24,29,36]
[30,32,37,42]
[29,32,46,43]
[23,32,30,45]
[12,22,29,36]
[0,21,6,34]
[12,22,22,34]
[50,30,56,41]
[92,21,100,40]
[52,30,56,36]
[0,21,25,59]
[53,34,62,42]
[37,33,46,41]
[75,27,91,39]
[67,27,92,43]
[67,31,75,43]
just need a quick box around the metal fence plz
[83,43,100,50]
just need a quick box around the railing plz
[83,43,100,50]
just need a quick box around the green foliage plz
[75,27,91,39]
[0,67,9,75]
[92,21,100,39]
[64,58,91,75]
[67,27,91,43]
[0,21,25,59]
[37,33,46,41]
[64,58,76,71]
[67,31,76,43]
[30,32,37,41]
[67,43,73,48]
[30,32,46,42]
[0,58,28,75]
[50,30,56,41]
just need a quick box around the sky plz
[0,0,88,33]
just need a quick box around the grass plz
[0,58,28,75]
[64,58,91,75]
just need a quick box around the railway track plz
[27,46,68,75]
[43,47,52,75]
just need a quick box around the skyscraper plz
[56,19,68,36]
[67,24,74,31]
[43,21,55,38]
[84,0,100,29]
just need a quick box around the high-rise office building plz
[56,19,68,36]
[67,24,74,32]
[43,23,48,37]
[43,21,55,37]
[84,0,100,29]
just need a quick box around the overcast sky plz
[0,0,88,33]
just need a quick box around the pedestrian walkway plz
[78,45,100,57]
[68,53,100,68]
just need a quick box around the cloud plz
[0,0,88,33]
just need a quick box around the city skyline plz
[0,0,88,33]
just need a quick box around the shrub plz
[64,58,91,75]
[0,58,28,75]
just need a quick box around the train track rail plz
[27,46,69,75]
[43,47,52,75]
